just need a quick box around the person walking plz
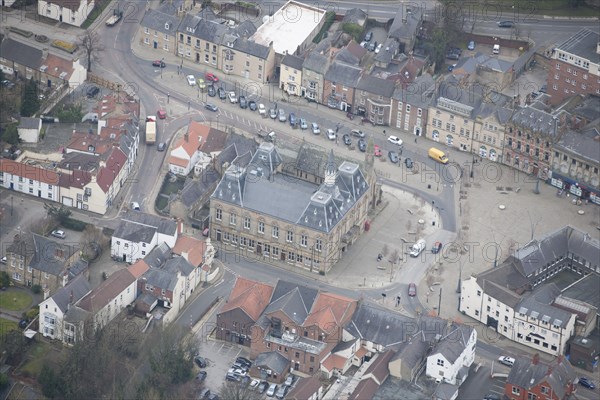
[414,137,418,143]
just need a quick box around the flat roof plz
[250,0,325,55]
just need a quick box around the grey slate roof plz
[389,6,422,42]
[19,117,40,130]
[143,267,178,291]
[555,121,600,164]
[516,284,572,329]
[344,302,414,347]
[161,256,195,277]
[334,48,360,66]
[281,54,304,70]
[0,38,42,69]
[234,20,257,38]
[392,338,429,369]
[561,273,600,311]
[374,38,400,64]
[179,172,220,208]
[455,52,513,74]
[476,264,528,308]
[511,106,558,136]
[63,304,90,323]
[67,259,89,280]
[392,73,436,108]
[180,17,228,43]
[430,322,474,364]
[356,75,395,98]
[555,28,600,64]
[50,274,91,313]
[303,52,329,74]
[232,37,271,59]
[255,351,290,375]
[118,212,178,239]
[144,243,172,269]
[342,8,367,25]
[140,8,180,36]
[433,383,459,400]
[507,357,576,399]
[324,61,362,87]
[264,281,319,325]
[29,234,79,277]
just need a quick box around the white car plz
[258,103,266,115]
[186,75,196,86]
[311,122,320,135]
[228,91,237,103]
[498,356,515,367]
[51,230,66,239]
[375,43,383,54]
[249,379,260,390]
[326,129,336,140]
[387,135,403,146]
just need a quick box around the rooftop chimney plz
[532,353,540,365]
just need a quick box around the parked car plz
[483,394,501,400]
[157,142,166,152]
[207,394,219,400]
[205,72,219,82]
[266,384,278,397]
[578,377,596,389]
[258,103,267,115]
[19,319,28,329]
[51,230,66,239]
[289,112,296,126]
[194,356,207,368]
[468,40,475,50]
[197,78,206,90]
[152,60,166,68]
[351,129,365,138]
[364,31,373,42]
[368,42,376,52]
[343,133,351,145]
[284,375,295,387]
[408,283,417,297]
[226,372,241,382]
[239,95,247,108]
[448,64,457,72]
[498,356,515,367]
[388,150,399,163]
[248,100,257,111]
[431,241,442,254]
[497,20,514,28]
[358,138,367,152]
[278,109,286,122]
[130,202,140,211]
[207,85,216,97]
[405,157,413,169]
[186,75,196,86]
[198,388,211,399]
[446,52,460,60]
[326,129,336,140]
[258,381,269,394]
[205,103,218,112]
[236,357,252,366]
[0,256,6,264]
[269,108,277,119]
[374,144,382,157]
[311,122,320,134]
[539,84,547,93]
[86,86,99,98]
[228,91,237,103]
[157,109,167,119]
[218,87,227,100]
[275,385,288,399]
[299,118,308,129]
[387,136,403,146]
[196,371,207,381]
[1,80,15,89]
[375,43,383,54]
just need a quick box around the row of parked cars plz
[222,356,295,398]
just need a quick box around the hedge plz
[62,218,87,231]
[313,11,336,44]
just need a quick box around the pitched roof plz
[178,172,220,207]
[96,147,127,192]
[172,235,206,267]
[429,322,474,364]
[324,61,362,87]
[356,75,396,98]
[47,274,91,313]
[510,106,558,136]
[391,337,429,369]
[116,212,178,240]
[282,54,304,70]
[77,269,136,313]
[303,52,329,74]
[220,277,274,322]
[173,121,211,158]
[555,28,600,64]
[128,260,150,278]
[286,375,322,400]
[42,53,75,81]
[345,302,414,347]
[19,117,41,130]
[348,378,380,400]
[507,356,576,399]
[265,281,319,325]
[342,8,367,25]
[200,127,228,153]
[140,8,181,36]
[321,353,346,372]
[0,159,59,185]
[363,349,394,384]
[0,38,42,69]
[556,122,600,165]
[254,351,290,375]
[29,234,78,276]
[304,292,356,333]
[388,6,422,42]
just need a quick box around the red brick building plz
[547,28,600,106]
[504,354,577,400]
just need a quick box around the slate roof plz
[344,302,414,347]
[78,269,136,313]
[392,73,436,108]
[325,61,362,86]
[511,106,558,136]
[201,128,229,154]
[63,304,90,323]
[303,52,329,74]
[561,273,600,311]
[254,351,290,375]
[555,121,600,164]
[334,48,360,66]
[264,281,319,325]
[116,212,178,242]
[516,284,572,329]
[433,383,459,400]
[233,37,271,59]
[454,52,513,74]
[475,265,528,308]
[161,256,195,277]
[0,38,42,69]
[389,6,422,42]
[282,54,304,70]
[143,267,178,291]
[374,39,400,65]
[429,322,474,364]
[48,274,91,313]
[348,378,379,400]
[507,356,576,399]
[29,234,78,277]
[555,28,600,64]
[356,75,395,98]
[342,8,367,25]
[178,172,220,208]
[391,337,430,369]
[143,243,172,269]
[140,8,181,36]
[19,117,40,130]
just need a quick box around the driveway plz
[196,339,251,393]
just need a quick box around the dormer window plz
[227,41,234,48]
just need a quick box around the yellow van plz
[428,147,449,164]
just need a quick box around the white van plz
[492,44,500,55]
[410,239,426,257]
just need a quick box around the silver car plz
[269,108,277,119]
[311,122,320,134]
[278,109,286,122]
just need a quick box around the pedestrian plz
[383,129,386,136]
[414,137,417,143]
[335,126,339,134]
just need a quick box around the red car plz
[152,60,166,68]
[374,144,382,157]
[157,110,167,119]
[408,283,417,297]
[205,73,219,82]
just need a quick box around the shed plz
[18,117,42,143]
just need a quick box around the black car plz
[226,373,241,382]
[358,138,367,152]
[405,157,413,169]
[19,319,28,329]
[364,31,373,42]
[388,150,399,163]
[86,86,100,98]
[205,103,218,112]
[236,357,252,367]
[257,381,269,394]
[239,95,247,108]
[248,100,257,111]
[207,85,216,97]
[196,371,207,381]
[539,84,547,93]
[194,356,207,368]
[497,20,514,28]
[217,87,226,100]
[343,134,351,145]
[1,80,15,89]
[446,52,460,60]
[483,394,501,400]
[579,377,596,389]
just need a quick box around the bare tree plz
[220,381,262,400]
[527,210,541,240]
[389,249,400,264]
[78,31,105,72]
[381,244,389,258]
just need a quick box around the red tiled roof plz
[0,159,59,184]
[200,128,228,154]
[220,277,274,322]
[96,147,127,192]
[58,169,92,188]
[42,53,74,81]
[286,375,322,400]
[66,132,115,155]
[168,156,190,168]
[321,353,347,372]
[348,378,379,400]
[304,292,356,333]
[172,235,206,267]
[346,40,367,60]
[355,346,368,358]
[128,260,149,278]
[173,121,210,158]
[363,349,395,384]
[77,269,136,313]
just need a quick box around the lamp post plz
[160,58,164,79]
[533,176,540,194]
[10,195,13,216]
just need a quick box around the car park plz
[218,87,226,100]
[326,129,336,140]
[194,356,207,368]
[86,86,99,98]
[498,356,515,367]
[405,157,413,169]
[269,108,277,119]
[468,40,475,50]
[239,95,247,108]
[299,118,308,129]
[248,100,257,111]
[51,230,66,239]
[311,122,320,134]
[374,144,382,157]
[205,103,218,112]
[205,72,219,82]
[351,129,365,138]
[258,381,269,394]
[387,136,403,146]
[207,85,216,97]
[157,142,166,152]
[497,20,514,28]
[578,377,595,389]
[431,241,442,254]
[157,109,167,119]
[408,283,417,297]
[186,75,196,86]
[267,384,278,397]
[278,109,286,122]
[388,150,399,163]
[343,133,351,145]
[228,91,237,103]
[152,60,166,68]
[358,138,367,152]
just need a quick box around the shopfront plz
[548,171,600,206]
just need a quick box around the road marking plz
[214,279,224,287]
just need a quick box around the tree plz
[20,78,40,117]
[220,381,263,400]
[44,203,72,224]
[78,31,105,72]
[0,271,10,288]
[39,364,65,399]
[1,123,20,145]
[341,23,363,42]
[381,244,389,258]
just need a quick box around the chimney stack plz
[532,353,540,365]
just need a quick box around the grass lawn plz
[19,342,53,378]
[0,317,18,333]
[0,290,33,311]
